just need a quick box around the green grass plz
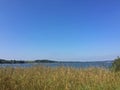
[0,66,120,90]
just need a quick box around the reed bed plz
[0,66,120,90]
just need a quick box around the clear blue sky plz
[0,0,120,61]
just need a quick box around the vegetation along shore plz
[0,57,120,90]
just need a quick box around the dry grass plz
[0,66,120,90]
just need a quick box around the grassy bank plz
[0,66,120,90]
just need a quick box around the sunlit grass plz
[0,66,120,90]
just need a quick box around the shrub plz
[111,56,120,72]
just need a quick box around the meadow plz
[0,66,120,90]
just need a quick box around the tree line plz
[0,59,57,64]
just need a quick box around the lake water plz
[0,61,112,68]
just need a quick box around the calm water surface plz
[0,61,112,68]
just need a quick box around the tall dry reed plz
[0,66,120,90]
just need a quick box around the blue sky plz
[0,0,120,61]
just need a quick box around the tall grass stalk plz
[0,66,120,90]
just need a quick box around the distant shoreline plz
[0,59,113,64]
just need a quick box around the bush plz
[111,56,120,72]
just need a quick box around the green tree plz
[112,56,120,72]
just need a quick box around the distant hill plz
[0,59,25,64]
[0,59,58,64]
[35,60,57,63]
[0,59,7,63]
[0,58,113,64]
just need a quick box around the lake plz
[0,61,112,68]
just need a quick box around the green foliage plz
[112,56,120,72]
